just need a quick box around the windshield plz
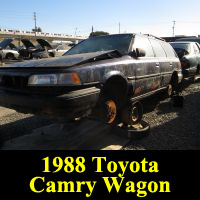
[64,34,133,56]
[170,43,190,52]
[0,39,13,48]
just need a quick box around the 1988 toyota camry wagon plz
[0,34,182,125]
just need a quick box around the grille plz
[0,75,28,89]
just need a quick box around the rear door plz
[159,41,180,86]
[132,35,160,95]
[149,38,172,88]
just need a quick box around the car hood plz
[4,50,122,68]
[21,39,35,49]
[37,39,52,49]
[0,39,13,49]
[9,43,17,50]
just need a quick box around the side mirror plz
[128,50,137,57]
[136,48,146,57]
[0,47,2,51]
[129,48,146,58]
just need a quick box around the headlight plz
[28,73,81,86]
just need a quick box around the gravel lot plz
[125,80,200,150]
[0,80,199,150]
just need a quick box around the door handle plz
[156,62,160,67]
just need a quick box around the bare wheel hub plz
[167,84,173,96]
[131,106,140,123]
[105,100,117,124]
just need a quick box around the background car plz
[48,43,73,57]
[20,38,53,59]
[19,39,37,59]
[32,39,53,59]
[175,37,200,45]
[0,39,19,60]
[170,41,200,79]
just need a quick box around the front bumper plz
[0,87,100,119]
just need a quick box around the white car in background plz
[0,39,19,60]
[48,43,73,57]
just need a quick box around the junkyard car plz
[0,34,182,125]
[19,39,53,59]
[175,37,200,45]
[0,39,19,60]
[19,39,37,59]
[170,42,200,79]
[32,39,53,59]
[48,44,73,57]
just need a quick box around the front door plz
[131,35,161,96]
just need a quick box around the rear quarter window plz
[160,42,177,58]
[149,39,166,58]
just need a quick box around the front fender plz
[102,70,127,83]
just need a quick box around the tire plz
[6,53,15,60]
[192,65,200,83]
[49,52,55,57]
[197,65,200,74]
[191,75,196,83]
[170,73,179,95]
[121,101,143,125]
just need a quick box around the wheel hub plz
[167,84,173,96]
[131,106,139,123]
[105,100,117,124]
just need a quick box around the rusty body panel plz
[0,34,181,119]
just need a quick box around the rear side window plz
[149,39,166,58]
[133,36,154,57]
[160,42,176,57]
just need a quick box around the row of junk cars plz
[0,38,76,61]
[0,33,200,132]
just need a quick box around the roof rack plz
[144,34,165,41]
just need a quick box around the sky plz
[0,0,200,37]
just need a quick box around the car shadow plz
[0,115,53,148]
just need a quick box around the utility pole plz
[34,12,37,38]
[119,22,121,34]
[74,27,78,37]
[92,26,94,33]
[172,20,176,37]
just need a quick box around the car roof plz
[90,33,135,38]
[170,41,195,44]
[176,37,200,42]
[90,33,165,41]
